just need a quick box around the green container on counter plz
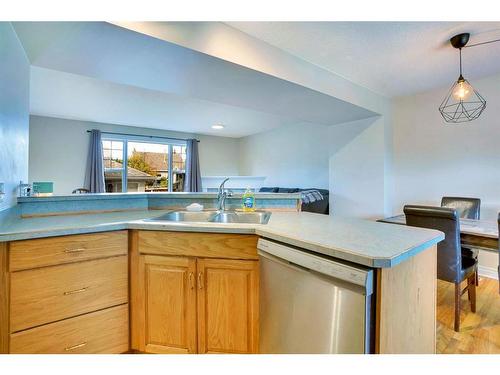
[32,181,54,196]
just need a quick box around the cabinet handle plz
[63,287,88,295]
[189,272,195,289]
[64,342,87,351]
[198,272,204,289]
[64,247,85,253]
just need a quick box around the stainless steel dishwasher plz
[258,238,375,354]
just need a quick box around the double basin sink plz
[149,210,272,224]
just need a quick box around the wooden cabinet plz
[0,231,129,354]
[197,258,259,354]
[137,230,259,260]
[9,231,128,271]
[1,229,259,354]
[138,255,197,354]
[10,304,129,354]
[132,230,259,354]
[10,256,128,332]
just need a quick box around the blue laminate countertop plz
[0,209,443,268]
[17,192,301,203]
[16,192,301,217]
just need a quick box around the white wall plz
[236,115,391,220]
[392,72,500,221]
[29,115,240,195]
[0,23,30,210]
[237,116,392,219]
[238,122,330,189]
[197,133,240,176]
[328,117,386,218]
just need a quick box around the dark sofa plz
[259,187,330,215]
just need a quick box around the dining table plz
[380,214,498,275]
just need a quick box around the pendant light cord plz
[459,48,462,76]
[459,36,500,77]
[465,37,500,48]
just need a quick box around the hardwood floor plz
[437,277,500,353]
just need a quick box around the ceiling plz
[12,22,376,137]
[30,66,291,138]
[227,22,500,97]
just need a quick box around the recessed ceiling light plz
[211,124,224,130]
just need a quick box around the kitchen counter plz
[0,209,443,268]
[0,206,442,354]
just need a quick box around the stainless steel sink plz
[238,211,272,224]
[212,211,272,224]
[149,211,217,222]
[210,212,239,223]
[148,210,271,224]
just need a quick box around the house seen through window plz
[102,136,186,193]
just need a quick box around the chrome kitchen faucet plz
[217,177,233,212]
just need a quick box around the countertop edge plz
[0,223,131,242]
[256,228,444,268]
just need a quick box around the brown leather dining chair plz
[404,205,477,332]
[441,197,481,220]
[441,196,481,285]
[72,188,90,194]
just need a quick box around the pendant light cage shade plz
[439,78,486,123]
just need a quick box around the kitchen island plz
[0,193,443,354]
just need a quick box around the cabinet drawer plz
[138,231,258,260]
[10,304,129,354]
[10,256,128,332]
[9,231,128,271]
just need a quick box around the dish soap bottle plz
[242,188,256,212]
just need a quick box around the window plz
[172,145,187,192]
[103,140,125,193]
[102,135,187,193]
[127,141,169,192]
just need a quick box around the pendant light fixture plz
[439,33,486,123]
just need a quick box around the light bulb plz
[452,79,472,101]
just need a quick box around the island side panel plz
[0,242,8,353]
[129,230,142,352]
[375,245,437,354]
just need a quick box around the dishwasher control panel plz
[257,238,373,295]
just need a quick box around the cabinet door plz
[197,258,259,354]
[138,255,197,353]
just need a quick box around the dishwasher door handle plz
[258,249,312,273]
[257,238,373,295]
